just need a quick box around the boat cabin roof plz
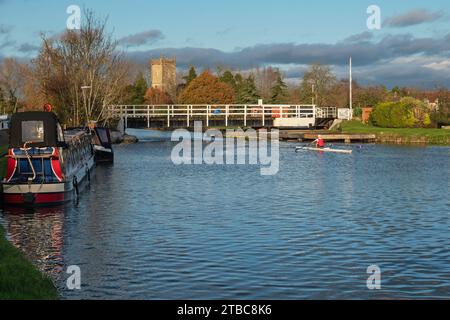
[64,130,90,142]
[9,111,64,148]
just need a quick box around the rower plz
[312,135,325,148]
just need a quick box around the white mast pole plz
[349,57,353,119]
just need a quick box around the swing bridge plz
[106,104,346,129]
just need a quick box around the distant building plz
[424,99,439,112]
[362,107,373,124]
[150,56,176,97]
[0,114,9,129]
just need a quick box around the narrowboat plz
[1,111,95,206]
[92,126,114,163]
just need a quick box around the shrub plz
[423,114,432,127]
[370,102,394,127]
[353,107,362,117]
[370,97,431,128]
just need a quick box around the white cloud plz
[424,59,450,70]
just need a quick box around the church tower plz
[150,56,176,96]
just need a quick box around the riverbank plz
[110,130,139,144]
[0,225,58,300]
[339,121,450,145]
[141,123,450,145]
[1,143,58,299]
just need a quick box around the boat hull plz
[93,127,114,164]
[2,158,95,206]
[1,111,97,207]
[94,145,114,163]
[2,188,68,206]
[296,147,353,154]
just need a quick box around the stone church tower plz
[150,56,176,96]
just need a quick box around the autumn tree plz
[0,87,6,114]
[178,71,235,104]
[33,9,129,126]
[288,86,301,104]
[354,85,388,108]
[0,58,26,113]
[324,80,349,108]
[144,87,173,104]
[433,88,450,126]
[255,67,279,102]
[390,86,410,100]
[299,63,337,106]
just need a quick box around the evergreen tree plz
[270,73,288,104]
[219,70,236,90]
[183,66,197,86]
[129,72,148,104]
[236,74,260,104]
[234,73,243,85]
[391,86,401,95]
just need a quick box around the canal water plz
[1,129,449,299]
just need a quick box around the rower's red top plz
[317,138,325,148]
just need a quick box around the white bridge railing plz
[107,104,337,128]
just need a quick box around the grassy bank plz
[340,121,450,145]
[0,225,58,300]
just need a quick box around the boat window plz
[96,128,110,144]
[22,121,45,143]
[57,124,65,142]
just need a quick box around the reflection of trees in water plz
[2,207,65,280]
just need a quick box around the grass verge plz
[339,121,450,145]
[0,225,58,300]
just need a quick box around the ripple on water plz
[1,141,449,299]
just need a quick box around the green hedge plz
[370,98,430,128]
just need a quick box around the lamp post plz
[308,80,316,105]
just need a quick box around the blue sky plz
[1,0,450,87]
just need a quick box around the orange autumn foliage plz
[144,87,173,104]
[178,71,235,104]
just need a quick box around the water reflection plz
[1,206,65,279]
[0,134,449,299]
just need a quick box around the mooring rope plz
[21,141,37,182]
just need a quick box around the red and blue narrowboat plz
[1,111,95,206]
